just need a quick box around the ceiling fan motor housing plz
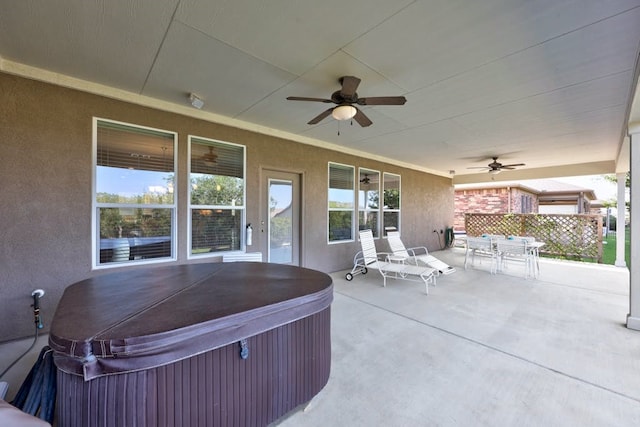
[332,90,357,104]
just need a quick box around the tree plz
[603,172,630,188]
[603,173,630,209]
[190,174,244,251]
[190,174,243,205]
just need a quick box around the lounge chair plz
[347,230,436,294]
[386,231,456,280]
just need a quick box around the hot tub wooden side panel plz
[56,307,331,427]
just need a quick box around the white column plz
[615,172,627,267]
[628,131,640,330]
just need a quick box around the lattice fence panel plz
[465,213,603,262]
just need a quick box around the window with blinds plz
[383,172,401,236]
[521,194,533,213]
[328,162,355,243]
[94,118,176,267]
[358,168,380,238]
[189,136,245,256]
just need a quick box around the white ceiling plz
[1,0,639,183]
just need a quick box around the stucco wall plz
[0,72,454,342]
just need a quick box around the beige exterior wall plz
[0,72,454,342]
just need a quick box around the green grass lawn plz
[602,227,630,266]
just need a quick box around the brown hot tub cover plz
[49,262,333,380]
[50,263,333,426]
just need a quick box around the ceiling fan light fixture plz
[332,104,357,121]
[489,169,501,175]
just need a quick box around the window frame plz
[358,167,381,239]
[188,135,247,259]
[382,172,401,237]
[92,117,178,269]
[327,162,355,244]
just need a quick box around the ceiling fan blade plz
[357,96,407,106]
[287,96,333,103]
[353,108,372,127]
[501,163,526,168]
[340,76,361,98]
[307,108,334,125]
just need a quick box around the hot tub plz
[49,262,333,427]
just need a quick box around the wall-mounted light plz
[332,104,357,121]
[189,93,204,109]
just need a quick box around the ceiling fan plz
[360,174,371,184]
[467,157,525,174]
[201,146,218,166]
[287,76,406,127]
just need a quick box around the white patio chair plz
[386,231,456,282]
[495,239,536,278]
[507,236,541,277]
[354,230,436,294]
[464,236,498,273]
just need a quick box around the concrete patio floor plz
[276,248,640,426]
[1,249,638,426]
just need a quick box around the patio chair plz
[349,230,436,294]
[386,231,456,282]
[495,239,536,278]
[508,236,540,276]
[464,236,498,273]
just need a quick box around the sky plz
[551,174,618,201]
[97,167,171,197]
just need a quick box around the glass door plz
[264,171,300,265]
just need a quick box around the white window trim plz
[187,135,247,259]
[92,117,178,269]
[327,162,355,244]
[358,167,381,239]
[383,172,401,238]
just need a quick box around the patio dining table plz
[464,236,544,278]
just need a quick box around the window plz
[328,163,355,242]
[189,136,245,256]
[93,119,176,268]
[383,172,401,236]
[358,168,380,238]
[521,195,533,213]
